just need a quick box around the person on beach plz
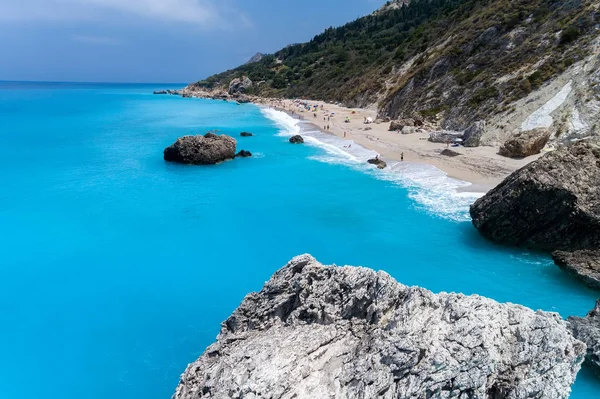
[344,131,347,138]
[401,152,404,161]
[327,125,329,130]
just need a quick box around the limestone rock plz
[428,130,464,143]
[153,90,167,95]
[470,142,600,251]
[235,150,252,158]
[289,135,304,144]
[240,132,253,137]
[389,118,414,131]
[228,76,253,95]
[401,126,418,135]
[463,121,486,147]
[499,128,551,158]
[553,250,600,290]
[568,300,600,375]
[163,134,236,165]
[368,157,387,169]
[173,255,585,399]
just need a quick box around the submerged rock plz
[499,128,551,158]
[240,132,253,137]
[553,250,600,290]
[367,157,387,169]
[568,300,600,375]
[470,142,600,251]
[153,90,167,95]
[163,134,236,165]
[235,150,252,158]
[289,135,304,144]
[173,255,584,399]
[463,121,486,147]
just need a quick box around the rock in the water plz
[463,121,486,147]
[173,255,585,399]
[235,150,252,158]
[428,130,463,143]
[568,300,600,375]
[289,135,304,144]
[441,149,462,157]
[164,135,236,165]
[367,157,387,169]
[228,76,253,95]
[153,90,167,95]
[470,142,600,251]
[553,250,600,290]
[499,128,551,158]
[240,132,253,137]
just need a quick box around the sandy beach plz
[256,98,540,192]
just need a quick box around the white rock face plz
[520,81,572,131]
[173,255,585,399]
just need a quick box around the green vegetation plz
[193,0,598,124]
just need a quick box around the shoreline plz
[253,98,540,192]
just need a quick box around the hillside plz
[187,0,600,145]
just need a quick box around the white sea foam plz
[260,107,483,222]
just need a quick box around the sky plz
[0,0,388,83]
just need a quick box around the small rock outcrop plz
[463,121,486,147]
[568,300,600,375]
[441,149,462,157]
[163,134,236,165]
[289,135,304,144]
[228,76,253,95]
[240,132,253,137]
[553,250,600,290]
[498,128,551,158]
[367,157,387,169]
[235,150,252,158]
[153,90,167,95]
[173,255,585,399]
[470,142,600,251]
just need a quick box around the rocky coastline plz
[173,255,585,399]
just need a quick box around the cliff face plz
[188,0,600,146]
[173,255,585,399]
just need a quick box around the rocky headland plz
[173,255,585,399]
[164,133,237,165]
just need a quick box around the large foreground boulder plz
[173,255,584,399]
[553,250,600,290]
[164,134,236,165]
[498,128,551,158]
[568,300,600,375]
[470,142,600,251]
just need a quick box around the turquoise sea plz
[0,82,598,398]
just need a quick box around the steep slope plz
[188,0,600,145]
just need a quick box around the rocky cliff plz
[173,255,585,399]
[187,0,600,148]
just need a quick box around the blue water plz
[0,82,598,398]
